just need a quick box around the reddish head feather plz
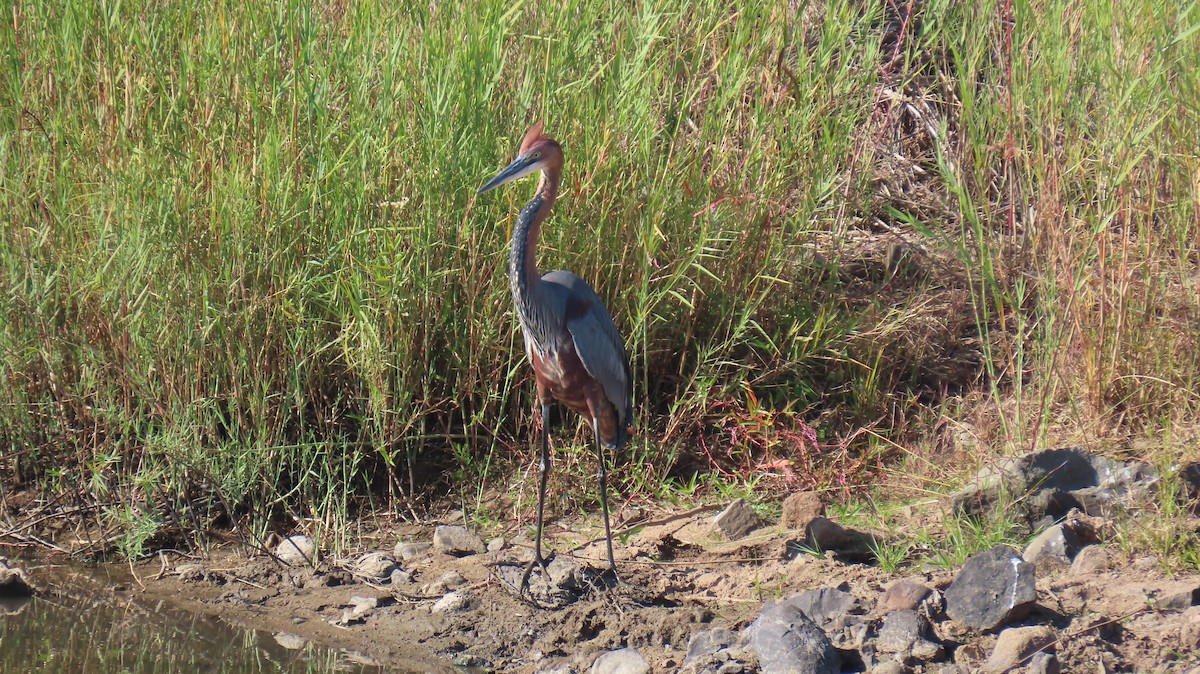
[518,121,547,154]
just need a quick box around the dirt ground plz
[116,505,1200,674]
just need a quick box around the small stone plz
[1155,580,1200,610]
[352,552,398,579]
[983,625,1056,673]
[348,595,378,609]
[591,647,650,674]
[1180,606,1200,650]
[275,535,316,566]
[454,655,492,668]
[389,568,413,584]
[875,609,942,660]
[175,563,205,582]
[945,546,1037,631]
[1028,652,1061,674]
[749,599,840,674]
[781,492,824,530]
[273,632,307,649]
[432,525,485,556]
[431,590,473,614]
[869,663,909,674]
[488,537,507,553]
[713,499,762,541]
[878,580,933,614]
[1024,519,1096,573]
[685,627,738,662]
[804,518,849,550]
[783,587,863,629]
[438,571,467,589]
[394,541,432,560]
[1068,545,1109,575]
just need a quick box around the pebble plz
[432,525,485,556]
[1069,545,1109,575]
[713,499,761,541]
[274,534,316,566]
[431,590,473,614]
[877,580,932,614]
[352,552,397,579]
[982,625,1055,673]
[591,647,650,674]
[394,541,432,560]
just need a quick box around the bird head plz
[478,122,563,194]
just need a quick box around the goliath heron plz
[478,122,633,592]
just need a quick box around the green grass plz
[2,0,1199,555]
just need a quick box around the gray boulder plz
[749,598,840,674]
[945,545,1037,631]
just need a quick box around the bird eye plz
[531,151,542,160]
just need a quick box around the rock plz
[685,628,739,662]
[431,590,474,614]
[878,580,933,614]
[438,570,467,589]
[488,537,507,552]
[390,568,413,584]
[951,448,1158,521]
[982,625,1056,672]
[394,541,432,560]
[273,632,307,649]
[275,535,316,566]
[869,663,910,674]
[765,587,865,651]
[591,647,650,674]
[1180,606,1200,650]
[453,655,492,669]
[1156,580,1200,610]
[945,546,1037,631]
[784,587,863,628]
[333,596,378,625]
[1024,523,1086,572]
[749,598,840,674]
[1028,652,1061,674]
[432,525,485,556]
[875,609,943,660]
[796,518,878,561]
[352,552,398,579]
[0,559,34,598]
[781,492,824,530]
[1068,545,1109,575]
[804,518,848,549]
[713,499,762,541]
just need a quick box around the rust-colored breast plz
[530,343,623,446]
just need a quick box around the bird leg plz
[593,416,620,582]
[520,403,553,594]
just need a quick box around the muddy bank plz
[5,448,1200,672]
[136,513,1198,672]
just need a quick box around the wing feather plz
[542,270,633,437]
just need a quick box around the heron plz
[477,122,633,593]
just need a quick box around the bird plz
[477,122,633,593]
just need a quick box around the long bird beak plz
[477,154,541,194]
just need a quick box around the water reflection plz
[0,561,405,673]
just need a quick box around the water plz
[0,559,420,673]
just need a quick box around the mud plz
[113,509,1200,673]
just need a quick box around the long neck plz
[509,169,559,321]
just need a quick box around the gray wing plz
[542,270,633,431]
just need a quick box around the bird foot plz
[518,553,553,595]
